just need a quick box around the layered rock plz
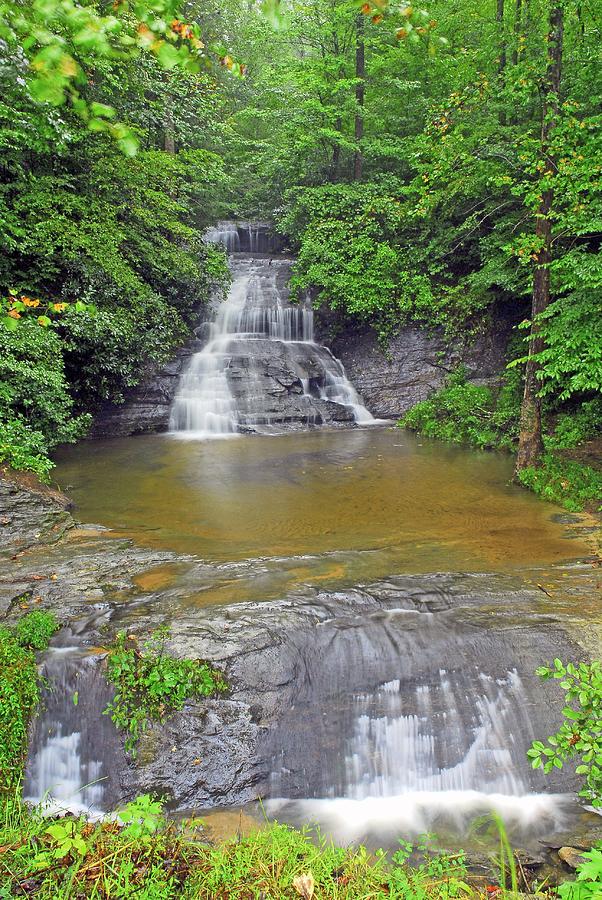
[324,313,515,420]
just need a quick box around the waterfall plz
[24,649,121,815]
[266,666,569,841]
[169,223,373,438]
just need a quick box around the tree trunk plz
[515,3,563,475]
[353,16,365,182]
[497,0,507,124]
[330,116,342,181]
[164,105,175,154]
[512,0,522,65]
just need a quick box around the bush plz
[545,397,602,450]
[15,611,59,652]
[399,370,519,450]
[104,629,228,756]
[0,612,59,793]
[529,660,602,808]
[517,453,602,512]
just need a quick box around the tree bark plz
[512,0,522,65]
[330,116,342,181]
[515,3,563,475]
[164,104,175,154]
[497,0,507,124]
[353,15,365,182]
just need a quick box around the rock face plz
[24,569,583,815]
[323,313,514,419]
[0,468,73,556]
[89,308,513,438]
[88,346,195,439]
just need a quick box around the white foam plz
[266,790,570,843]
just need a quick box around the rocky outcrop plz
[324,313,515,419]
[88,345,196,439]
[0,468,73,556]
[23,569,584,814]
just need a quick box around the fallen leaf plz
[293,872,315,899]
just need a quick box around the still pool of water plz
[55,427,591,603]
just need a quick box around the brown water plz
[54,427,592,605]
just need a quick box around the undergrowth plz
[517,454,602,513]
[399,371,602,512]
[104,628,228,756]
[0,794,476,898]
[0,611,59,793]
[398,368,520,451]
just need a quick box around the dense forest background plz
[0,0,600,505]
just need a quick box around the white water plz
[268,668,572,839]
[25,731,104,817]
[169,223,373,437]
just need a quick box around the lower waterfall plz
[169,223,373,437]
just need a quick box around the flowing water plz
[25,223,600,848]
[170,223,372,436]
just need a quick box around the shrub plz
[104,628,228,756]
[0,612,59,793]
[517,453,602,512]
[528,660,602,808]
[398,370,519,450]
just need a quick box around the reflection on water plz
[55,428,589,604]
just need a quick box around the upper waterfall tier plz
[169,226,373,438]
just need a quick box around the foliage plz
[0,0,233,153]
[0,793,478,898]
[0,612,59,793]
[517,454,602,512]
[528,660,602,807]
[557,844,602,900]
[399,370,520,451]
[545,399,602,451]
[0,320,91,478]
[14,610,59,651]
[104,628,228,756]
[0,419,55,480]
[0,0,231,477]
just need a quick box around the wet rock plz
[322,311,514,419]
[88,345,195,439]
[0,467,73,556]
[87,573,584,810]
[558,847,588,869]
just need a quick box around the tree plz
[515,0,564,473]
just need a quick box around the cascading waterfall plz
[267,665,569,841]
[24,648,121,816]
[169,222,373,437]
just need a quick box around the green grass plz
[0,793,478,899]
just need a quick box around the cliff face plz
[87,347,194,439]
[325,315,514,419]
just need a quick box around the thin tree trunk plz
[512,0,522,65]
[515,3,563,474]
[164,105,175,154]
[497,0,507,124]
[331,117,342,181]
[353,16,365,182]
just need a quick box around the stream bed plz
[24,426,601,851]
